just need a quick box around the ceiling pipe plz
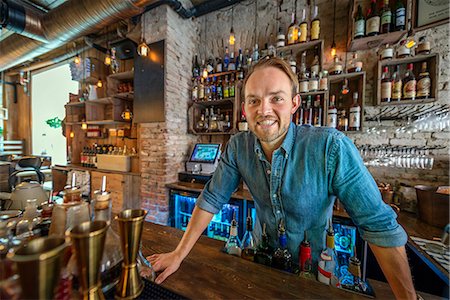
[0,0,159,72]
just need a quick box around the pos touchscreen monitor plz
[185,143,221,174]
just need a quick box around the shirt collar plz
[253,122,296,158]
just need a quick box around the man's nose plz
[257,99,273,115]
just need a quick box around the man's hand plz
[147,251,183,284]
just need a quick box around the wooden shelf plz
[379,98,436,106]
[191,98,234,107]
[379,53,438,66]
[65,102,85,107]
[113,92,134,100]
[207,70,237,78]
[86,97,114,104]
[86,120,130,125]
[329,71,366,82]
[65,122,82,125]
[299,90,328,97]
[108,71,134,80]
[276,39,323,54]
[349,31,407,52]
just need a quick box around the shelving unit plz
[347,0,409,51]
[376,53,439,105]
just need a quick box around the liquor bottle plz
[417,62,431,99]
[303,96,313,125]
[245,49,252,69]
[228,51,236,71]
[271,220,292,272]
[366,0,380,36]
[309,72,319,92]
[223,76,230,98]
[392,65,402,101]
[318,219,339,287]
[198,78,205,101]
[381,66,392,102]
[329,56,343,75]
[287,12,299,45]
[241,210,256,261]
[224,46,230,71]
[206,58,214,73]
[297,99,305,125]
[299,8,308,43]
[299,231,313,279]
[380,43,394,60]
[225,213,242,256]
[193,54,200,78]
[327,95,338,128]
[338,108,348,131]
[299,52,309,93]
[238,113,248,131]
[276,25,286,48]
[196,113,206,131]
[403,63,416,100]
[252,44,259,63]
[311,48,320,75]
[289,50,297,74]
[205,77,211,101]
[216,57,223,73]
[417,36,431,55]
[397,40,411,58]
[319,70,328,91]
[348,246,368,292]
[216,77,223,100]
[229,75,235,98]
[353,5,365,39]
[347,52,363,73]
[349,92,361,131]
[311,6,320,41]
[394,0,406,31]
[254,223,273,266]
[268,34,277,58]
[236,49,243,71]
[380,0,392,34]
[313,95,322,127]
[211,76,217,101]
[191,78,198,102]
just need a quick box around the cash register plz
[178,143,221,184]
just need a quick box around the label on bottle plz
[311,20,320,40]
[319,77,328,91]
[366,16,380,35]
[392,80,402,100]
[290,65,296,74]
[395,8,406,27]
[300,81,309,93]
[299,24,307,42]
[327,111,337,128]
[417,77,431,97]
[287,27,298,44]
[308,79,318,91]
[381,48,394,59]
[329,64,343,75]
[381,11,392,26]
[349,106,361,129]
[192,86,198,101]
[224,86,229,98]
[381,81,392,100]
[354,19,365,38]
[311,65,319,75]
[403,79,417,99]
[198,85,205,99]
[277,34,286,47]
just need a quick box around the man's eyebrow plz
[245,90,287,98]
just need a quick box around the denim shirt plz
[196,123,407,265]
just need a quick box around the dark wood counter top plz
[166,181,253,200]
[53,164,140,176]
[141,222,438,299]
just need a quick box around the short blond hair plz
[242,57,299,100]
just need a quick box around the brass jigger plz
[8,236,67,300]
[69,220,108,300]
[115,209,148,299]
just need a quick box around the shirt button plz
[267,170,271,175]
[273,194,277,198]
[276,210,281,214]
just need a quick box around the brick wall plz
[139,5,198,224]
[138,0,449,221]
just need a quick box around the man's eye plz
[272,96,284,102]
[247,98,258,105]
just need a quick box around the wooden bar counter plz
[141,222,438,299]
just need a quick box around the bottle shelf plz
[379,53,438,66]
[191,98,234,107]
[207,70,238,78]
[276,39,323,55]
[299,90,328,97]
[86,120,130,125]
[329,71,366,82]
[113,92,134,100]
[348,30,407,52]
[65,102,85,107]
[108,70,134,80]
[379,98,435,106]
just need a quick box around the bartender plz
[148,57,416,299]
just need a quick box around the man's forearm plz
[175,206,214,260]
[369,243,416,299]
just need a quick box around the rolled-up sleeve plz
[196,138,242,214]
[328,133,407,247]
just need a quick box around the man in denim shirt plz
[149,58,416,299]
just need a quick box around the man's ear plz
[241,102,246,117]
[291,94,301,113]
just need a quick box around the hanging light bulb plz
[69,131,75,138]
[121,107,133,121]
[74,54,81,64]
[97,79,103,88]
[202,68,208,79]
[81,121,88,130]
[138,42,150,57]
[331,41,337,58]
[104,50,112,66]
[229,27,236,45]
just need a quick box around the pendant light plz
[104,27,112,65]
[229,6,235,46]
[97,79,103,88]
[137,13,150,57]
[201,16,208,78]
[330,0,337,58]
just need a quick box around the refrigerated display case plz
[169,189,255,242]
